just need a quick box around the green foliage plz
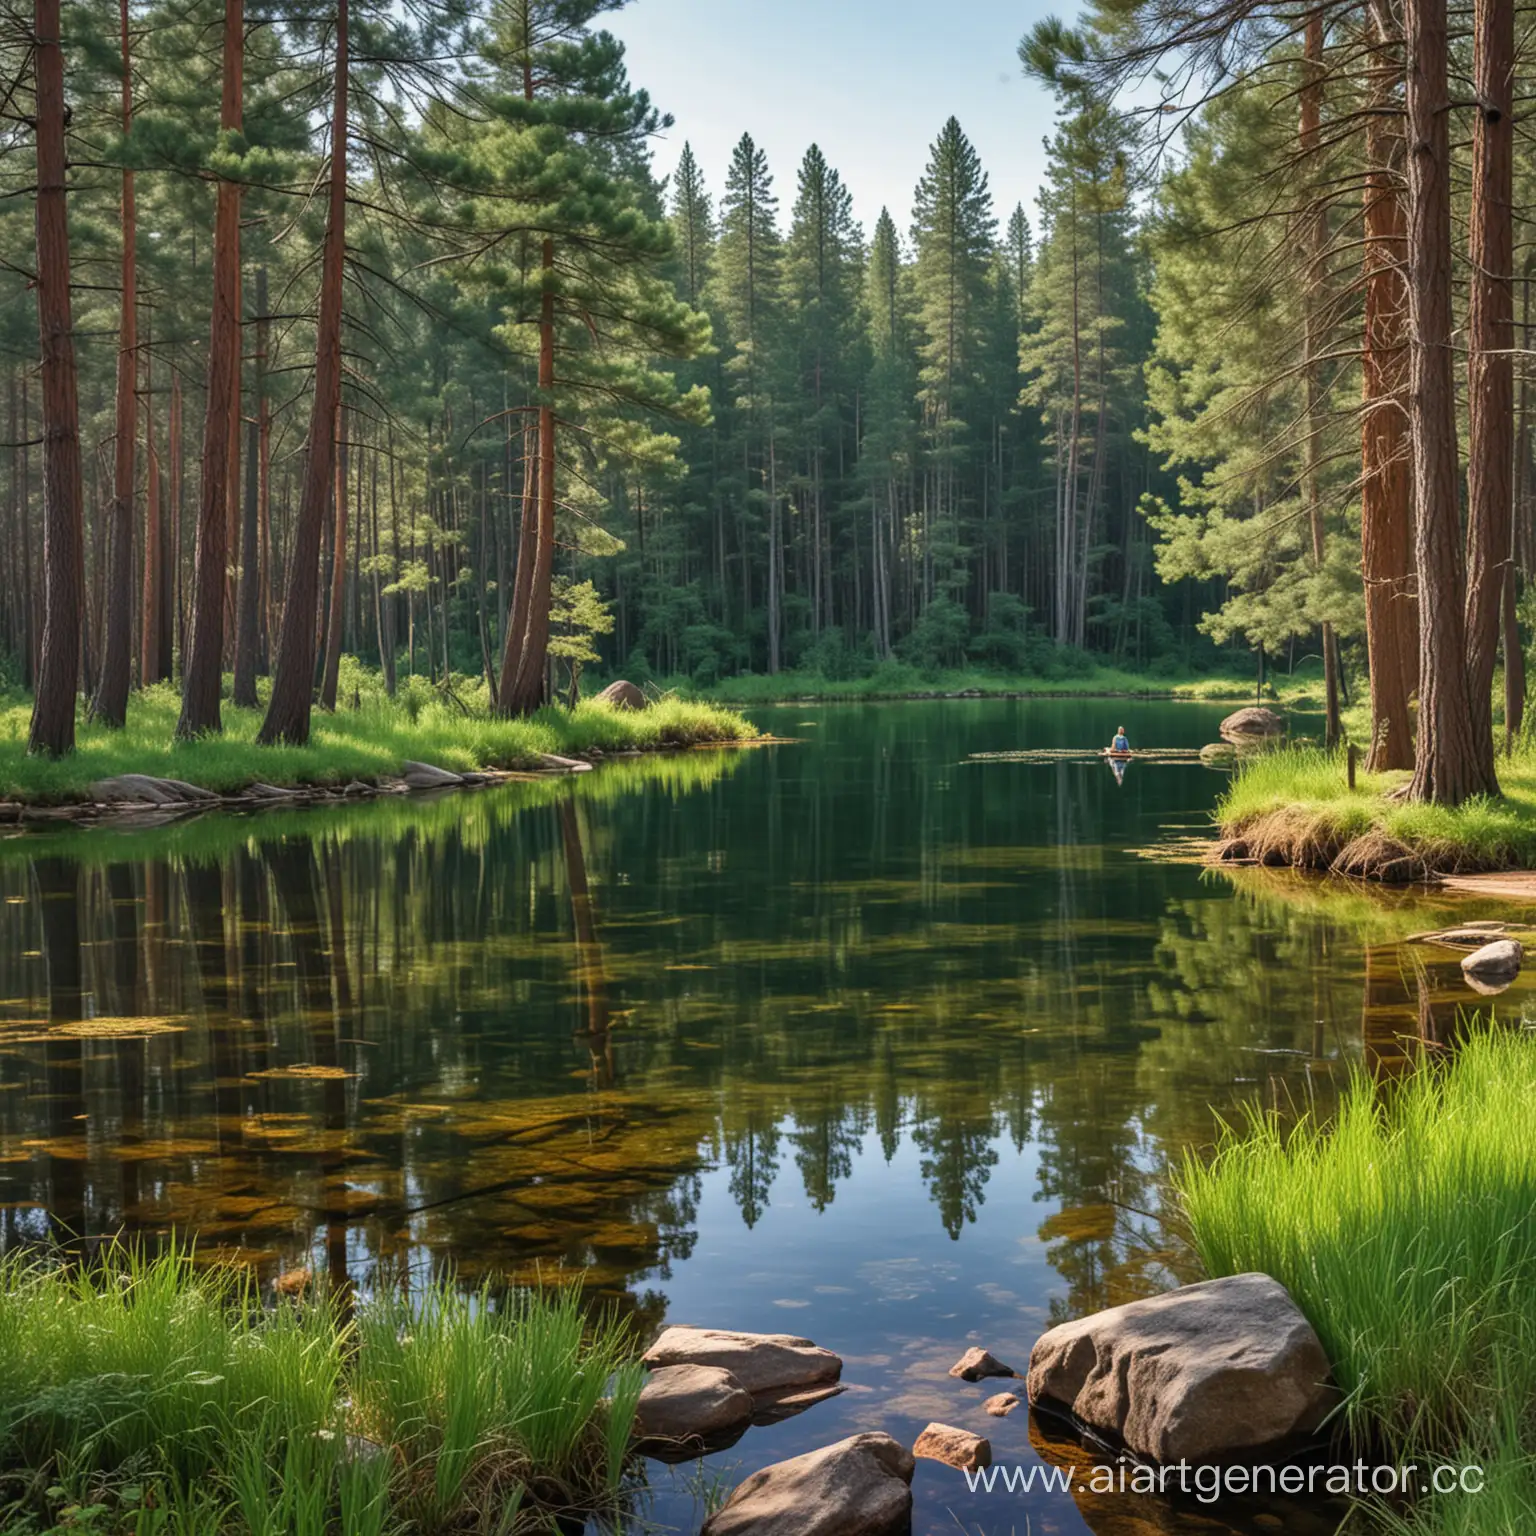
[0,1245,641,1534]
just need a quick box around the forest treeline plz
[1,0,1532,802]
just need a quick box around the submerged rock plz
[1462,939,1523,986]
[1027,1272,1336,1465]
[634,1364,752,1448]
[1219,707,1285,743]
[594,679,646,710]
[701,1432,914,1536]
[913,1422,991,1471]
[750,1380,847,1424]
[643,1326,842,1397]
[948,1346,1018,1382]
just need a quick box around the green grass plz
[1214,744,1536,873]
[1177,1025,1536,1530]
[0,668,756,805]
[0,1244,642,1535]
[659,660,1325,706]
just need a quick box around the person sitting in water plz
[1110,727,1131,754]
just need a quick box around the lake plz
[1,698,1523,1535]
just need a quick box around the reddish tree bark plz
[27,0,85,758]
[1361,12,1417,771]
[90,0,137,728]
[140,316,170,684]
[259,0,347,746]
[1464,0,1514,773]
[1402,0,1498,802]
[232,266,267,707]
[177,0,243,737]
[495,419,539,711]
[319,404,347,710]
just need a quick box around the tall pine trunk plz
[1464,0,1513,774]
[1300,13,1340,748]
[140,313,170,684]
[177,0,242,738]
[90,0,136,728]
[319,405,347,710]
[27,0,84,758]
[1361,12,1417,771]
[1402,0,1497,802]
[259,0,347,746]
[232,267,267,707]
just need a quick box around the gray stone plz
[634,1364,752,1446]
[536,752,594,774]
[594,679,646,710]
[89,774,182,805]
[157,777,218,801]
[1219,707,1286,742]
[1026,1272,1336,1465]
[1461,939,1523,984]
[701,1432,914,1536]
[948,1346,1017,1382]
[400,760,465,789]
[913,1422,991,1471]
[642,1326,842,1397]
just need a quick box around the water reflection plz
[0,703,1525,1534]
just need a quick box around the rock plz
[1026,1272,1336,1465]
[595,679,646,711]
[246,782,299,800]
[536,752,594,774]
[750,1381,847,1425]
[948,1346,1018,1382]
[157,777,218,801]
[1199,742,1236,763]
[1219,707,1286,743]
[983,1392,1020,1417]
[1461,939,1523,984]
[343,780,371,796]
[701,1432,914,1536]
[913,1422,991,1471]
[89,774,183,805]
[643,1326,842,1397]
[634,1364,752,1446]
[400,760,465,789]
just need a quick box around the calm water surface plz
[1,700,1527,1535]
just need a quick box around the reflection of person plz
[1110,727,1130,754]
[1109,755,1127,786]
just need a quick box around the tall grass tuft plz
[1177,1025,1536,1526]
[0,1244,642,1534]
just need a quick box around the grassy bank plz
[1177,1026,1536,1530]
[0,1247,641,1535]
[0,675,755,805]
[659,660,1327,707]
[1214,746,1536,878]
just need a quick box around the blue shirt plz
[1112,734,1130,753]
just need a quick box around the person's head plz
[1117,726,1126,736]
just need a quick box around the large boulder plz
[1219,707,1285,743]
[1462,939,1523,985]
[1026,1272,1336,1465]
[643,1327,842,1397]
[400,760,464,790]
[90,774,214,805]
[594,679,646,711]
[634,1364,752,1448]
[701,1433,914,1536]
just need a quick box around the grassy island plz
[1178,1027,1536,1532]
[1214,746,1536,879]
[0,1249,640,1535]
[0,675,756,806]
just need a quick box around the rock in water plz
[90,774,192,805]
[701,1433,914,1536]
[983,1392,1020,1417]
[536,752,594,774]
[1026,1272,1336,1465]
[400,761,465,789]
[634,1364,752,1447]
[643,1327,842,1396]
[913,1422,991,1471]
[1219,707,1285,743]
[948,1346,1017,1382]
[1462,939,1523,985]
[595,679,646,710]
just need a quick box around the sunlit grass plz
[1177,1026,1536,1528]
[0,1244,641,1534]
[1214,744,1536,873]
[0,669,756,803]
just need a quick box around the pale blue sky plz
[607,0,1066,244]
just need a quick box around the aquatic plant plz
[0,1244,641,1534]
[1177,1025,1536,1526]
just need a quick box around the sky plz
[606,0,1067,245]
